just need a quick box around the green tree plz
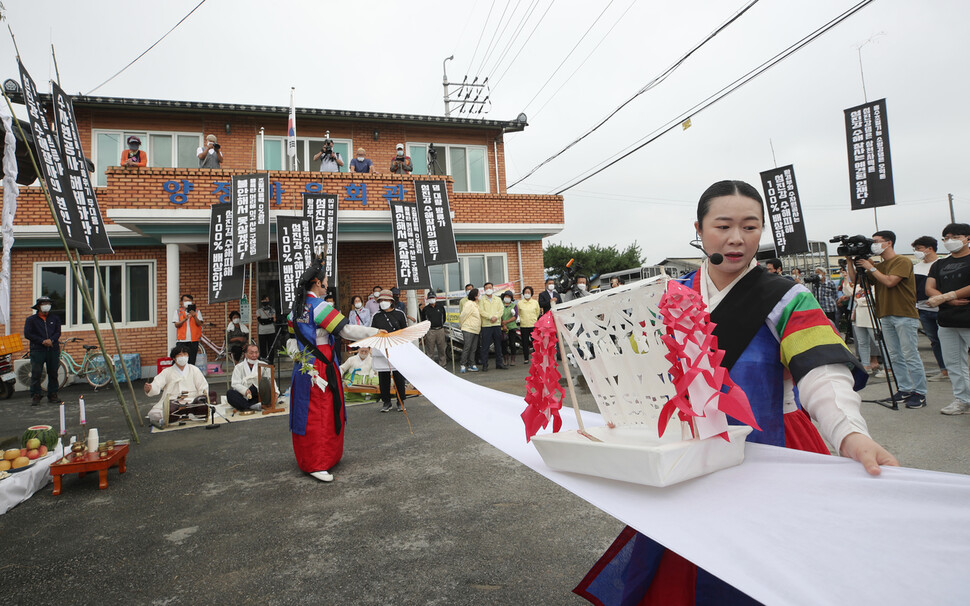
[543,242,644,279]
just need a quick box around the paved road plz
[1,337,966,605]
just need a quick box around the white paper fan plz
[351,320,431,352]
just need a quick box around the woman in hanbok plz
[288,258,379,482]
[574,180,898,605]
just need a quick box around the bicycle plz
[199,322,229,370]
[17,337,112,390]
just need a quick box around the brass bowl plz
[105,440,115,451]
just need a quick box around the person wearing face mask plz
[226,310,250,364]
[144,345,209,429]
[313,136,344,172]
[365,286,383,316]
[573,275,591,298]
[500,290,520,366]
[172,294,204,367]
[578,180,896,605]
[459,288,482,373]
[227,343,278,412]
[925,223,970,415]
[518,286,540,362]
[538,278,560,317]
[287,257,379,481]
[459,283,475,312]
[256,296,278,360]
[477,281,507,371]
[847,231,927,409]
[911,236,948,382]
[420,290,448,368]
[348,295,372,327]
[197,134,224,168]
[811,267,840,326]
[349,147,373,173]
[24,296,62,405]
[120,135,147,168]
[389,143,413,174]
[370,289,410,412]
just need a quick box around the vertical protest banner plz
[415,179,458,265]
[759,165,809,256]
[208,203,245,303]
[231,173,270,266]
[389,200,431,290]
[844,98,895,210]
[18,60,87,251]
[51,83,113,255]
[276,216,314,315]
[302,192,338,284]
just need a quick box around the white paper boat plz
[531,425,752,487]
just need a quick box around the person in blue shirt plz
[349,147,373,173]
[24,296,61,405]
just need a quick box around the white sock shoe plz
[310,470,334,482]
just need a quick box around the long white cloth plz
[388,342,970,605]
[0,441,65,515]
[0,101,19,329]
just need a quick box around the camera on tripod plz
[802,273,821,285]
[830,234,875,260]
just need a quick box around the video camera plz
[555,258,579,294]
[830,234,874,260]
[185,303,197,313]
[802,273,821,285]
[320,130,334,155]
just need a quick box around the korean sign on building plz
[414,180,457,265]
[276,216,313,314]
[18,60,87,251]
[759,165,809,256]
[302,193,338,284]
[208,203,245,303]
[389,200,431,290]
[230,173,270,266]
[844,98,895,211]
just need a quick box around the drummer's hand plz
[839,432,899,475]
[143,381,152,395]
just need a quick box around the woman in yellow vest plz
[517,286,540,362]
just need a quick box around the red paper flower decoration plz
[521,312,565,442]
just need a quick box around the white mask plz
[397,150,404,157]
[503,297,511,304]
[577,283,587,291]
[379,301,391,310]
[943,238,965,253]
[524,293,532,300]
[40,304,52,313]
[913,250,926,261]
[183,301,190,308]
[354,301,363,309]
[357,155,365,161]
[546,284,554,291]
[427,298,435,304]
[484,289,493,296]
[870,242,885,255]
[232,318,240,325]
[175,356,189,367]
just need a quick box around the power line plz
[474,0,514,76]
[85,0,208,95]
[489,0,556,93]
[508,0,761,188]
[465,0,497,78]
[483,0,541,81]
[548,0,876,196]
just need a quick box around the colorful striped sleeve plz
[767,284,865,385]
[313,299,347,336]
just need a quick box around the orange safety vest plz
[176,309,201,341]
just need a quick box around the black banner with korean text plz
[276,216,314,315]
[302,193,338,284]
[389,200,431,290]
[414,180,458,265]
[844,99,895,211]
[208,204,245,303]
[231,173,270,266]
[51,82,113,255]
[760,165,809,256]
[18,60,87,251]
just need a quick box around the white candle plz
[59,402,66,436]
[79,396,86,425]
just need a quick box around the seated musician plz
[227,343,278,411]
[144,345,209,429]
[339,346,376,384]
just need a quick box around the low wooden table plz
[49,444,129,496]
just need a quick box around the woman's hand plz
[839,432,899,475]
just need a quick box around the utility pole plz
[948,193,956,223]
[443,55,454,117]
[442,55,491,116]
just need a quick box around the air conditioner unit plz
[14,358,69,392]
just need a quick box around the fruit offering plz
[22,425,58,450]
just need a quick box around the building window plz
[407,143,489,193]
[93,130,202,186]
[261,136,352,172]
[34,261,156,330]
[427,253,507,296]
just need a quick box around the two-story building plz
[3,93,564,375]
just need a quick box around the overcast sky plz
[3,0,968,265]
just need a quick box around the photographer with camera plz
[196,134,224,169]
[389,143,413,174]
[313,134,344,173]
[846,231,928,409]
[171,294,204,367]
